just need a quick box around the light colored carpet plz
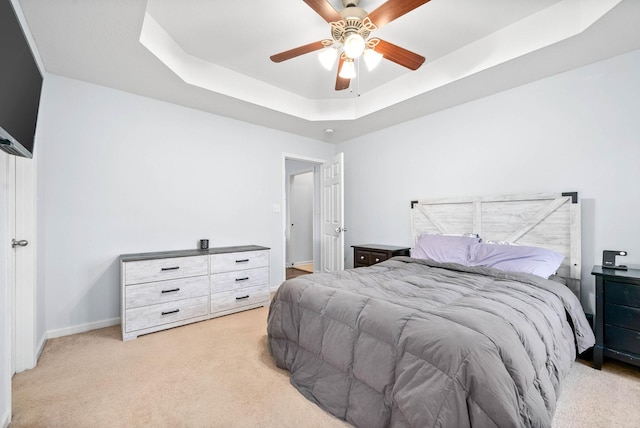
[11,306,640,427]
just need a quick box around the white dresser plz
[120,245,270,340]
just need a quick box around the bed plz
[267,193,595,427]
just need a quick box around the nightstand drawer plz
[369,251,388,264]
[352,245,411,268]
[606,281,640,307]
[124,255,208,285]
[355,249,371,265]
[604,325,640,355]
[605,303,640,331]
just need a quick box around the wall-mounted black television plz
[0,0,43,158]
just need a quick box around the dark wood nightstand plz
[352,244,411,268]
[592,265,640,369]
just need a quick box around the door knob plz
[334,227,348,234]
[12,239,28,248]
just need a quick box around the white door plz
[8,155,37,374]
[320,153,345,272]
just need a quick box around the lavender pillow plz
[411,234,481,265]
[470,242,564,279]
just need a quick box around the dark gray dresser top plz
[120,245,270,262]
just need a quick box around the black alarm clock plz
[602,250,628,270]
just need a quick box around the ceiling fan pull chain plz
[357,58,361,97]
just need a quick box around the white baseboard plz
[2,410,10,428]
[46,317,120,340]
[36,332,47,362]
[292,260,313,267]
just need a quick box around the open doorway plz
[281,153,345,283]
[287,169,314,278]
[283,156,323,281]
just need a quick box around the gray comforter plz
[267,257,595,428]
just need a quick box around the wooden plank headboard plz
[410,192,581,297]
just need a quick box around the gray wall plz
[337,48,640,313]
[35,74,335,336]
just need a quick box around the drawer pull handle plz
[161,288,180,294]
[235,277,249,282]
[235,295,250,301]
[235,259,249,263]
[161,309,180,315]
[375,258,380,263]
[360,256,365,260]
[161,266,180,271]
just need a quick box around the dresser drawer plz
[211,285,269,314]
[604,324,640,355]
[210,250,269,273]
[125,295,209,333]
[605,303,640,331]
[210,267,269,293]
[124,255,208,285]
[606,281,640,307]
[125,276,209,309]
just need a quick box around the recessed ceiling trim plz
[140,0,621,123]
[139,12,317,120]
[352,0,623,119]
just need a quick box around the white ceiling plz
[17,0,640,142]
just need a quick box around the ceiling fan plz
[270,0,430,91]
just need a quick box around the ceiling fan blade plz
[372,38,425,70]
[303,0,342,23]
[270,40,327,63]
[335,57,350,91]
[367,0,432,29]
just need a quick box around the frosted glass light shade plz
[363,49,383,71]
[339,59,356,79]
[318,47,338,70]
[343,33,365,59]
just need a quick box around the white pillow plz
[470,242,564,279]
[411,234,481,266]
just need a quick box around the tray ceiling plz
[17,0,640,142]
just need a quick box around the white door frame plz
[281,153,326,284]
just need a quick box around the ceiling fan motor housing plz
[270,0,428,90]
[333,2,375,46]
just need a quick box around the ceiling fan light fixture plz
[363,48,383,71]
[343,33,365,59]
[318,47,338,70]
[339,59,357,79]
